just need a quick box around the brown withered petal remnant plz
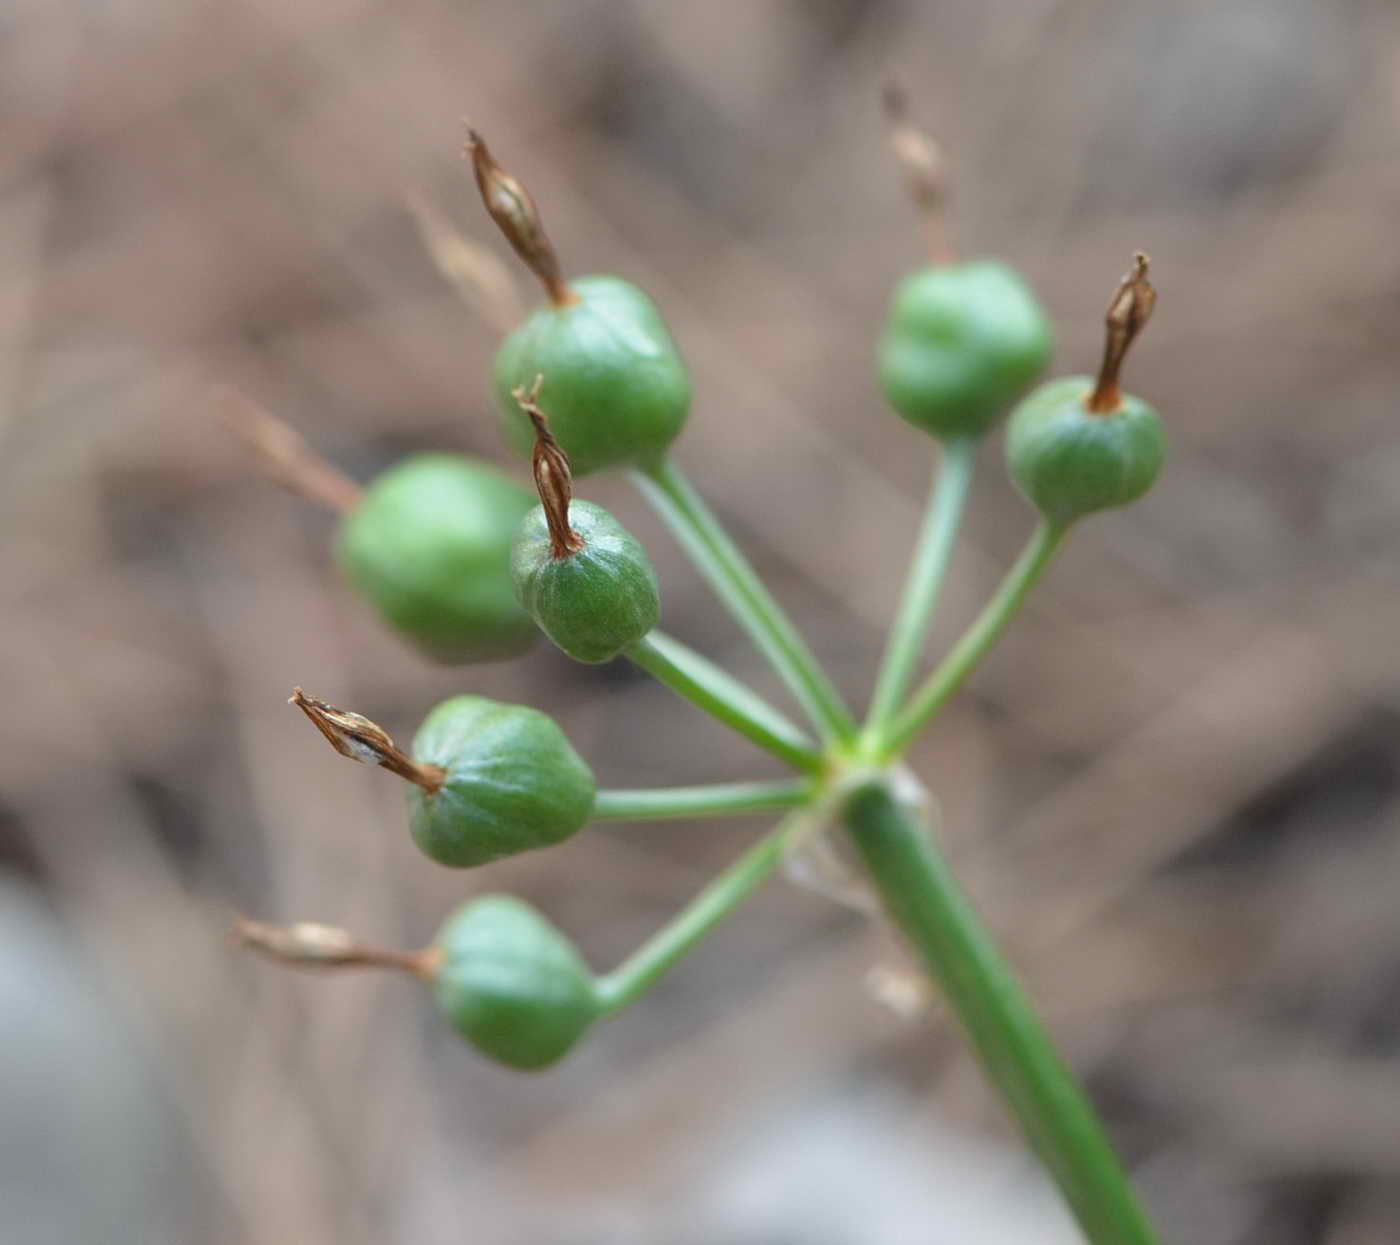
[235,916,442,978]
[219,388,363,515]
[464,127,576,308]
[881,81,953,266]
[289,687,445,794]
[513,376,584,560]
[1087,252,1157,415]
[404,190,524,337]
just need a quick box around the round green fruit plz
[493,275,691,476]
[1006,376,1165,525]
[338,454,537,665]
[512,500,660,663]
[408,696,596,868]
[433,896,598,1069]
[878,260,1053,441]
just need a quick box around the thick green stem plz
[632,459,856,743]
[843,781,1160,1245]
[878,521,1066,759]
[593,804,813,1014]
[865,437,977,734]
[592,779,813,822]
[626,632,824,774]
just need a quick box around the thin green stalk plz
[594,803,814,1014]
[878,521,1066,759]
[865,437,977,734]
[592,779,813,822]
[843,781,1160,1245]
[626,631,824,774]
[632,459,856,743]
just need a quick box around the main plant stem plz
[633,460,856,743]
[843,780,1160,1245]
[865,437,976,734]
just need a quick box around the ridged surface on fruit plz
[512,500,660,663]
[408,696,595,868]
[494,275,690,476]
[879,260,1053,441]
[338,454,537,664]
[1006,376,1165,524]
[434,895,598,1069]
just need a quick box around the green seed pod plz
[878,260,1052,441]
[433,895,598,1069]
[1006,378,1164,525]
[1006,254,1164,525]
[493,275,691,476]
[408,695,596,868]
[513,500,659,662]
[338,454,537,664]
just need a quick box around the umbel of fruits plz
[432,895,599,1069]
[510,383,661,663]
[291,688,596,869]
[878,259,1053,442]
[338,453,537,664]
[1007,253,1165,525]
[466,130,691,476]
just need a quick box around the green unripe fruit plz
[433,895,598,1069]
[878,260,1053,441]
[408,695,596,868]
[1006,377,1164,525]
[493,275,691,476]
[338,454,537,664]
[511,500,660,663]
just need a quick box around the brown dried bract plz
[235,916,442,979]
[289,687,444,793]
[404,190,524,337]
[220,388,363,514]
[1087,252,1157,415]
[881,81,953,266]
[465,127,576,308]
[513,376,584,560]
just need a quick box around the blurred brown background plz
[3,1,1400,1242]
